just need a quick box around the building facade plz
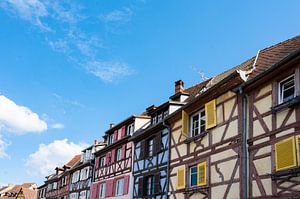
[91,115,150,199]
[69,141,105,199]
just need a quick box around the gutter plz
[240,87,249,199]
[163,120,171,198]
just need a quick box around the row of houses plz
[38,35,300,199]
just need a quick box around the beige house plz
[167,35,300,199]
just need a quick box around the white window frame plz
[147,138,154,157]
[115,178,124,196]
[190,109,205,137]
[278,75,295,104]
[72,170,80,183]
[108,134,114,145]
[146,175,155,195]
[189,165,198,187]
[99,183,106,198]
[127,123,135,135]
[116,147,122,162]
[79,190,86,199]
[100,156,105,167]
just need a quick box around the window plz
[188,162,207,187]
[190,109,205,137]
[99,183,106,198]
[115,178,124,196]
[116,147,122,162]
[79,191,86,199]
[145,175,155,195]
[147,138,154,157]
[163,110,169,119]
[279,75,295,104]
[158,113,163,122]
[69,193,78,199]
[152,116,157,125]
[72,171,80,183]
[108,134,114,145]
[80,167,89,180]
[127,123,135,135]
[190,166,198,187]
[100,156,105,167]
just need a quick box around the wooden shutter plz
[111,149,116,164]
[121,126,126,138]
[91,183,97,199]
[275,136,297,171]
[122,144,126,160]
[138,177,144,196]
[140,140,145,159]
[197,162,207,186]
[105,179,113,197]
[124,175,130,194]
[112,179,116,196]
[154,173,161,194]
[113,130,118,142]
[176,168,186,190]
[296,135,300,166]
[95,157,99,170]
[105,152,111,166]
[205,99,217,129]
[95,182,100,199]
[155,132,162,154]
[182,110,189,137]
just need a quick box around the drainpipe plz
[163,121,171,198]
[240,87,249,199]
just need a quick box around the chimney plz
[175,80,184,94]
[94,140,100,145]
[109,123,115,129]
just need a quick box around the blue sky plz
[0,0,300,185]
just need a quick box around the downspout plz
[163,120,171,198]
[240,87,249,199]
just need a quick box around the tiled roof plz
[65,154,81,168]
[250,35,300,79]
[19,188,37,199]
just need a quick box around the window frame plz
[116,147,122,162]
[127,123,135,135]
[115,178,124,196]
[99,183,106,198]
[189,165,198,187]
[108,134,114,145]
[145,175,155,196]
[99,156,105,167]
[278,74,296,104]
[190,108,206,137]
[147,138,154,157]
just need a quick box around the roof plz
[16,188,37,199]
[249,35,300,79]
[65,154,81,168]
[0,183,37,199]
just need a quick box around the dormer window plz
[152,116,157,125]
[190,109,205,137]
[127,123,134,135]
[100,156,105,167]
[158,113,163,122]
[108,134,114,145]
[163,110,168,119]
[278,75,295,104]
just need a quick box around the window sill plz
[184,132,208,144]
[272,96,300,113]
[271,166,300,180]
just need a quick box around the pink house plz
[91,114,150,199]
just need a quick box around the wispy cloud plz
[0,1,135,82]
[50,123,64,129]
[85,60,133,83]
[0,135,10,159]
[100,7,132,23]
[52,93,85,108]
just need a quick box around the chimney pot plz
[109,123,115,129]
[175,80,184,94]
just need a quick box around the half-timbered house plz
[69,141,105,199]
[130,80,209,199]
[91,115,150,199]
[237,35,300,198]
[167,35,300,199]
[45,155,80,199]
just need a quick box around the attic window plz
[278,75,295,104]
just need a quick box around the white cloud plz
[25,139,87,176]
[0,135,9,158]
[85,60,133,82]
[0,95,47,134]
[50,123,64,129]
[100,7,132,23]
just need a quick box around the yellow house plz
[167,35,300,199]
